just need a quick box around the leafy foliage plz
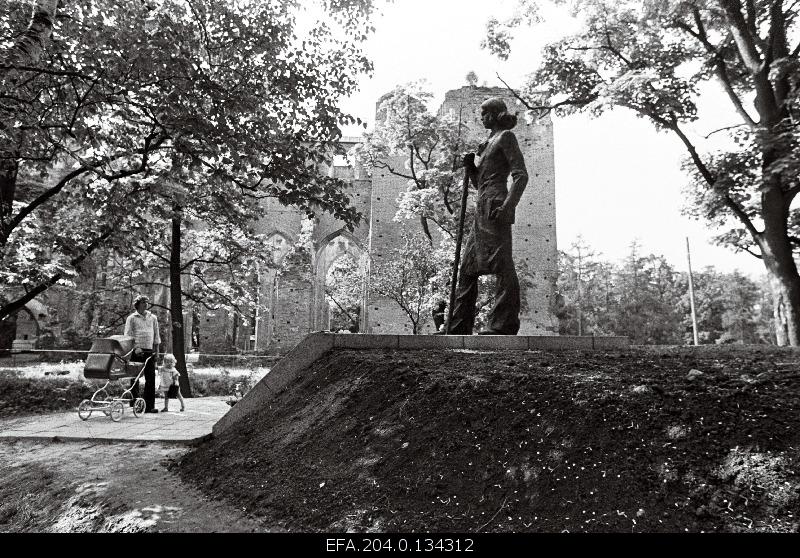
[556,238,773,344]
[354,82,478,239]
[369,231,443,334]
[325,253,365,332]
[1,0,375,321]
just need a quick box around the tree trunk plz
[1,0,59,235]
[170,205,192,397]
[766,269,797,346]
[0,160,19,240]
[759,183,800,345]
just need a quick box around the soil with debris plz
[176,346,800,532]
[0,440,272,532]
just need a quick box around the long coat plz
[467,129,528,275]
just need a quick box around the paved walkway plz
[0,396,231,444]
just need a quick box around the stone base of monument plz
[213,332,628,437]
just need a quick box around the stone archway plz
[312,230,366,331]
[1,300,48,350]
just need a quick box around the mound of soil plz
[175,346,800,532]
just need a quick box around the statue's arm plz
[502,131,528,209]
[489,132,528,222]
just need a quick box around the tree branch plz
[720,0,765,73]
[2,133,166,243]
[496,73,598,116]
[662,116,760,238]
[672,8,757,127]
[0,227,114,321]
[703,123,749,138]
[0,63,94,80]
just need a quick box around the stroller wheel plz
[109,401,124,422]
[78,400,93,421]
[132,398,146,417]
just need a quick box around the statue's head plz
[480,98,517,130]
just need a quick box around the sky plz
[333,0,768,278]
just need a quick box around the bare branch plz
[741,245,764,258]
[496,73,598,116]
[703,123,749,138]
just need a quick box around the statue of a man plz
[448,97,528,335]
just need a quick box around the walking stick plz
[446,165,473,334]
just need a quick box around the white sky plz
[336,0,767,278]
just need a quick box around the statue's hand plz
[489,202,515,223]
[462,152,476,170]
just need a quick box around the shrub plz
[0,374,95,418]
[188,370,256,398]
[0,368,260,418]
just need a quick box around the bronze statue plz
[447,98,528,335]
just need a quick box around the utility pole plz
[576,244,583,336]
[686,237,699,346]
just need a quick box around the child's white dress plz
[159,366,175,393]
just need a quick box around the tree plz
[484,0,800,345]
[370,231,442,334]
[355,82,477,241]
[555,236,773,344]
[0,0,374,326]
[325,253,365,332]
[556,235,605,335]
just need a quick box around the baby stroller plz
[78,335,150,421]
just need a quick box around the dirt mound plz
[175,347,800,532]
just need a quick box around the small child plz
[159,353,185,412]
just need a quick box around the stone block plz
[592,336,630,349]
[528,336,590,350]
[334,334,399,349]
[397,335,465,349]
[526,336,629,350]
[463,335,529,351]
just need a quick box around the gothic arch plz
[312,229,366,331]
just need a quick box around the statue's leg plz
[448,240,479,335]
[486,258,521,335]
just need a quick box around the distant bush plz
[189,370,256,398]
[0,374,95,418]
[197,354,278,368]
[0,368,258,418]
